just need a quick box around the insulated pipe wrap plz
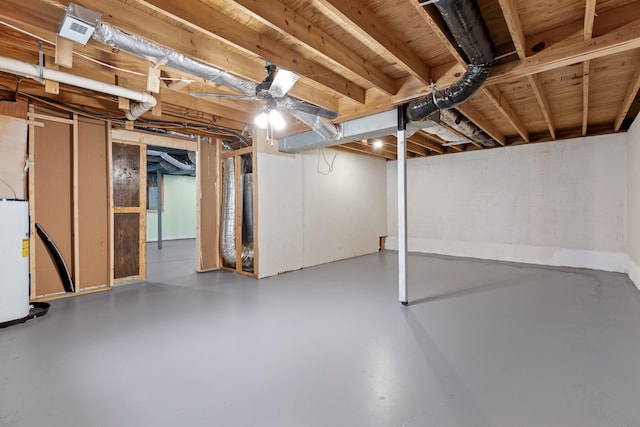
[406,0,496,122]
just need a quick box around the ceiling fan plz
[191,62,339,129]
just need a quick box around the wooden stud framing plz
[72,113,80,293]
[28,104,36,298]
[234,155,243,272]
[251,140,259,278]
[107,121,114,288]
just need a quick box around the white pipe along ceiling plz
[0,56,156,120]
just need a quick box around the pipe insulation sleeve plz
[0,55,156,120]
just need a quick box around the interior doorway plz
[145,145,197,283]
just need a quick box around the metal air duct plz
[93,24,256,96]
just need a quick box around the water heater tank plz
[0,199,30,323]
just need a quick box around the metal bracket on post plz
[397,104,408,306]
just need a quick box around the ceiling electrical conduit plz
[0,56,156,120]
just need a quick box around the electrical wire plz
[317,148,338,175]
[0,20,195,81]
[0,177,18,199]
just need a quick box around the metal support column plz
[397,105,408,305]
[157,170,163,250]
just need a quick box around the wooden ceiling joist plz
[581,0,597,136]
[482,87,529,142]
[227,0,396,95]
[488,19,640,85]
[313,0,432,86]
[497,0,554,140]
[134,0,365,103]
[455,103,506,146]
[614,61,640,132]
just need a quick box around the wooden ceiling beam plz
[313,0,431,86]
[488,18,640,85]
[0,0,340,112]
[340,142,396,160]
[134,0,365,104]
[226,0,396,95]
[482,88,529,142]
[497,0,554,140]
[455,103,507,146]
[613,61,640,131]
[408,132,446,154]
[497,0,526,60]
[582,0,597,136]
[528,74,556,139]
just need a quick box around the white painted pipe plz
[0,56,156,120]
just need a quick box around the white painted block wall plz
[626,118,640,289]
[258,149,387,278]
[387,135,627,272]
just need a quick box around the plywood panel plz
[197,138,220,271]
[0,97,28,120]
[112,142,141,207]
[114,212,140,279]
[0,115,27,199]
[33,113,73,296]
[78,117,109,289]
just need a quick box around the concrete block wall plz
[387,134,628,272]
[627,118,640,289]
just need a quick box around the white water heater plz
[0,199,29,323]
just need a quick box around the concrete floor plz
[2,239,640,426]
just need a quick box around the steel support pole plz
[157,170,163,250]
[397,105,408,305]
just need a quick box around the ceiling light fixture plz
[253,108,286,131]
[372,140,384,149]
[57,3,101,45]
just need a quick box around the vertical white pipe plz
[397,108,408,305]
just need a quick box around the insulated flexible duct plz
[221,158,254,269]
[93,24,257,96]
[221,157,237,266]
[406,0,496,122]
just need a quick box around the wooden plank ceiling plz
[1,0,639,158]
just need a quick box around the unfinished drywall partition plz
[147,175,197,241]
[77,117,109,291]
[387,134,627,272]
[0,115,27,199]
[257,151,303,278]
[627,117,640,289]
[257,147,387,278]
[31,108,74,297]
[300,149,387,267]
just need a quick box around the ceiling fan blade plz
[268,69,300,97]
[279,97,338,120]
[191,92,258,100]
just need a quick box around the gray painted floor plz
[2,239,640,426]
